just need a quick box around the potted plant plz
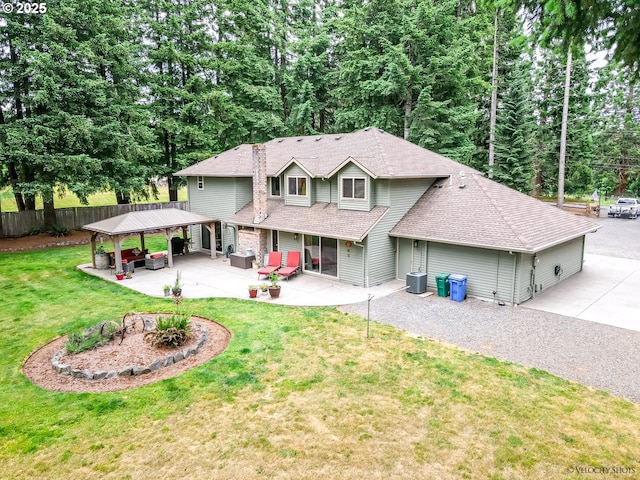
[267,272,281,298]
[259,283,269,295]
[125,271,133,279]
[248,285,259,298]
[95,245,109,270]
[163,284,171,297]
[172,271,182,297]
[115,270,125,280]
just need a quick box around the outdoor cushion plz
[257,251,282,279]
[278,251,301,279]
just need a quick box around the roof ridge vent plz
[277,139,284,143]
[297,138,303,142]
[315,137,322,141]
[234,146,240,150]
[335,136,342,140]
[364,127,371,132]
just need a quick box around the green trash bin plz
[435,273,450,297]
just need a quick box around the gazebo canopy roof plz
[83,208,217,236]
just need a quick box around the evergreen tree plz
[142,0,224,201]
[592,64,640,195]
[493,47,536,193]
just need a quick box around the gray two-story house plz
[175,127,600,304]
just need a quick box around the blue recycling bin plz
[449,274,468,302]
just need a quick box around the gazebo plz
[83,208,218,272]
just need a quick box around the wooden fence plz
[0,201,189,237]
[541,200,601,218]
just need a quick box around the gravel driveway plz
[340,213,640,403]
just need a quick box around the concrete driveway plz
[524,213,640,331]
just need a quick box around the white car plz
[608,198,639,219]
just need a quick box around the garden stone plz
[149,359,162,371]
[118,367,133,377]
[164,355,174,367]
[106,371,117,379]
[132,366,151,376]
[93,371,108,380]
[173,351,184,363]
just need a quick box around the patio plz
[78,251,406,306]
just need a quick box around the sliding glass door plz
[303,235,337,277]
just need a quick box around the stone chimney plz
[252,144,268,224]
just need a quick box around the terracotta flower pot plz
[268,286,281,298]
[249,290,258,298]
[115,274,124,281]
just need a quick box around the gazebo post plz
[181,226,188,253]
[209,223,215,259]
[113,235,123,273]
[90,233,98,269]
[165,228,174,268]
[139,232,146,254]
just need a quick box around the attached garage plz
[395,236,586,305]
[390,173,599,305]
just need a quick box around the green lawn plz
[0,187,188,213]
[1,241,639,479]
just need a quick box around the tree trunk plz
[42,187,57,230]
[116,192,131,204]
[488,11,499,179]
[557,49,572,209]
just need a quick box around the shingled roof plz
[389,173,600,253]
[229,199,389,242]
[175,127,466,179]
[83,208,216,236]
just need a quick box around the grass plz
[1,243,640,479]
[0,187,188,213]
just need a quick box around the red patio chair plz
[278,251,301,280]
[258,251,282,279]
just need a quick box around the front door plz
[397,238,413,280]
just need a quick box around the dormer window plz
[197,176,204,190]
[342,177,366,200]
[287,176,307,196]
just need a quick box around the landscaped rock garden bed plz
[23,313,231,393]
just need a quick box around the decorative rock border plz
[51,319,208,381]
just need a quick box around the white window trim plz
[341,176,367,200]
[287,176,308,197]
[197,176,204,190]
[270,176,281,197]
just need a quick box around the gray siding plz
[284,165,311,207]
[339,240,365,285]
[365,178,432,286]
[516,253,535,304]
[532,237,584,297]
[278,231,302,258]
[425,243,515,301]
[235,178,253,210]
[314,178,332,203]
[338,164,372,211]
[187,176,249,252]
[374,179,391,206]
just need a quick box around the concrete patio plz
[78,252,406,306]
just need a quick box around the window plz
[342,177,366,200]
[287,176,307,196]
[271,177,281,196]
[197,176,204,190]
